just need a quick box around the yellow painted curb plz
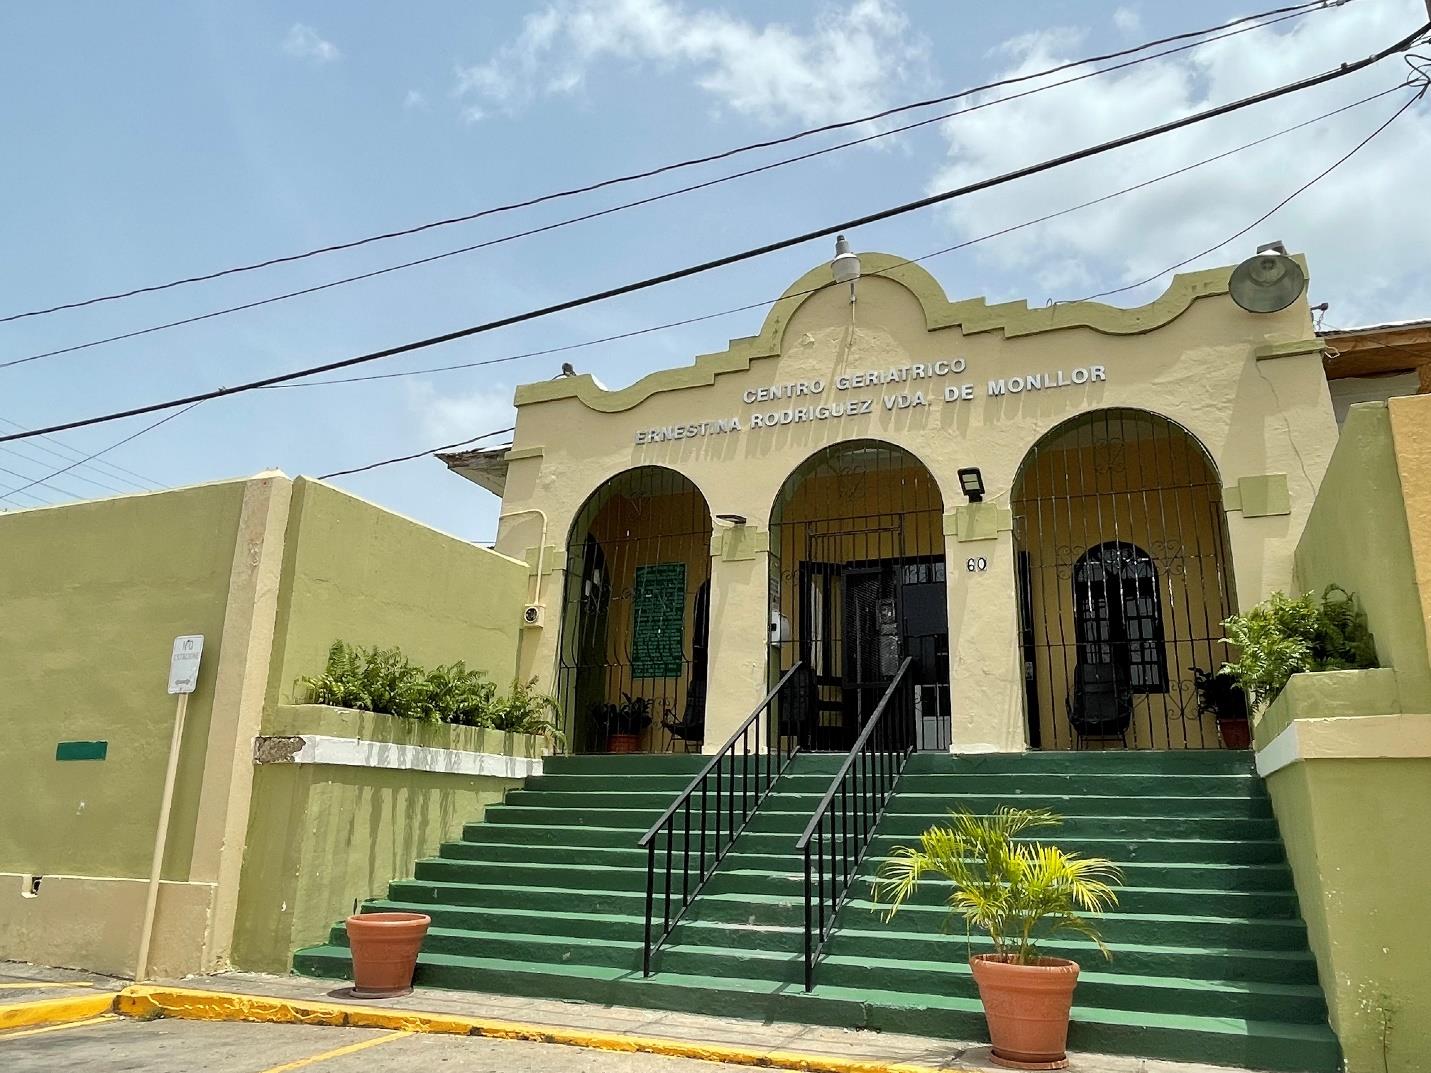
[116,985,973,1073]
[0,992,116,1032]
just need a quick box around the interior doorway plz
[770,442,949,751]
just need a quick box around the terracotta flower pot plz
[970,954,1080,1070]
[608,733,641,753]
[1218,717,1252,750]
[345,911,430,998]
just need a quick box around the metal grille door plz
[1012,409,1237,750]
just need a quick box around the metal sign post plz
[134,635,204,981]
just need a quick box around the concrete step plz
[292,946,1338,1072]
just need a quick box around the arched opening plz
[769,441,948,751]
[1012,409,1237,750]
[556,467,713,753]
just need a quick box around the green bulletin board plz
[632,562,686,678]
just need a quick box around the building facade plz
[448,251,1343,755]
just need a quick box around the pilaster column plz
[702,525,772,752]
[945,505,1026,753]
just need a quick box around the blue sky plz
[3,0,1428,541]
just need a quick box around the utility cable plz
[0,444,136,496]
[0,1,1339,326]
[2,4,1330,372]
[0,402,200,503]
[1,20,1424,447]
[318,426,514,480]
[1079,83,1427,301]
[0,414,160,488]
[270,83,1404,391]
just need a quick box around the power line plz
[0,1,1337,327]
[0,444,136,496]
[2,4,1328,373]
[1080,85,1426,301]
[1,20,1423,447]
[0,403,200,503]
[319,427,514,480]
[0,414,160,489]
[0,463,85,503]
[270,84,1404,392]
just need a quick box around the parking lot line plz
[0,1014,119,1042]
[259,1029,410,1072]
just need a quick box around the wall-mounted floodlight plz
[957,468,985,503]
[716,514,748,526]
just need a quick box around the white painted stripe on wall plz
[1255,722,1302,777]
[290,735,543,780]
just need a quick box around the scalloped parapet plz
[515,252,1251,414]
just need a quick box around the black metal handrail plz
[639,662,808,976]
[795,656,915,990]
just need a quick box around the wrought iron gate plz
[556,467,713,753]
[1012,409,1237,750]
[769,442,949,751]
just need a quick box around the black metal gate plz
[556,467,713,753]
[1011,409,1237,750]
[770,442,949,751]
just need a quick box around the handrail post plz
[639,663,808,974]
[795,658,916,991]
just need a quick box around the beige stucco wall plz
[495,254,1338,750]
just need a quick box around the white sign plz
[167,634,205,695]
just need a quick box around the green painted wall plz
[266,478,528,707]
[1293,403,1431,709]
[0,480,246,881]
[231,705,530,972]
[1268,758,1431,1072]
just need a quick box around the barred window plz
[1073,542,1167,693]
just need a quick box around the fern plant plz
[872,808,1122,966]
[1221,584,1377,712]
[486,677,566,746]
[299,640,497,726]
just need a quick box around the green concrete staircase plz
[294,749,1340,1073]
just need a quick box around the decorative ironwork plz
[1012,408,1238,750]
[768,441,949,754]
[555,467,713,753]
[639,663,812,975]
[796,657,915,990]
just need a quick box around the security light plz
[958,467,985,503]
[831,234,861,303]
[716,514,748,526]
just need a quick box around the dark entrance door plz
[798,548,949,751]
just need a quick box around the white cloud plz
[455,0,928,126]
[924,0,1431,323]
[1112,7,1142,35]
[404,89,427,109]
[283,23,340,64]
[407,381,517,444]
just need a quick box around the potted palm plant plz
[591,693,653,752]
[873,808,1122,1070]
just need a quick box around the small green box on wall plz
[56,740,108,762]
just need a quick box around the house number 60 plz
[966,557,988,572]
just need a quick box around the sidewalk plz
[171,970,1250,1073]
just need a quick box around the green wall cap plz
[55,740,108,762]
[949,503,1011,542]
[1230,474,1291,518]
[516,254,1257,415]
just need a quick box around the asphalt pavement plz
[1,1016,752,1073]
